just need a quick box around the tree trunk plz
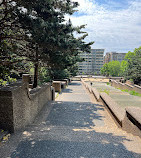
[33,63,38,88]
[33,45,38,88]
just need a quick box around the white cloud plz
[70,0,141,54]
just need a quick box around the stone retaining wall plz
[100,93,125,127]
[123,107,141,138]
[110,80,141,94]
[81,79,141,138]
[0,79,53,133]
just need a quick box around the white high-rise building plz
[78,49,104,75]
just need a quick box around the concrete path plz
[0,81,141,158]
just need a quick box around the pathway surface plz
[0,81,141,158]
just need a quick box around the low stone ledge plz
[126,80,134,86]
[126,107,141,127]
[111,79,141,94]
[87,85,92,93]
[133,85,141,94]
[123,107,141,138]
[54,79,69,86]
[100,92,125,126]
[52,81,61,92]
[91,87,100,101]
[60,82,66,89]
[124,83,134,91]
[71,77,81,81]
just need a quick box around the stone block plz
[92,87,100,101]
[100,92,125,126]
[126,80,134,86]
[123,107,141,138]
[61,82,66,89]
[133,85,141,94]
[52,81,61,92]
[124,83,134,91]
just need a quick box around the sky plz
[68,0,141,54]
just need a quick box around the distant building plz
[78,49,104,75]
[104,52,126,63]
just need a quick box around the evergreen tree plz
[16,0,93,86]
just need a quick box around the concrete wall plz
[133,85,141,94]
[110,80,141,94]
[0,82,52,133]
[81,79,141,138]
[123,107,141,138]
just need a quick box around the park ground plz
[0,81,141,158]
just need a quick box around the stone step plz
[0,129,9,142]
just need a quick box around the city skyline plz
[68,0,141,54]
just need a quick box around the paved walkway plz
[0,81,141,158]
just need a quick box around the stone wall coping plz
[125,83,134,88]
[100,92,125,122]
[118,82,124,85]
[54,79,68,81]
[91,87,100,100]
[30,83,50,94]
[52,81,61,83]
[29,83,51,99]
[125,107,141,125]
[0,81,22,91]
[0,81,51,99]
[134,84,141,89]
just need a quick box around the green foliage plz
[121,89,129,93]
[124,47,141,85]
[120,60,128,76]
[125,51,135,60]
[129,91,141,97]
[49,69,70,80]
[101,61,121,77]
[100,63,109,76]
[117,88,141,97]
[39,68,51,83]
[0,76,17,87]
[0,0,94,86]
[7,76,17,84]
[108,61,121,77]
[0,79,7,87]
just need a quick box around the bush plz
[0,76,17,87]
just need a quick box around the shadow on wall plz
[8,101,141,158]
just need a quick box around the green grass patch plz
[100,89,110,95]
[106,82,110,85]
[129,90,141,97]
[55,92,59,99]
[121,89,129,93]
[116,87,141,97]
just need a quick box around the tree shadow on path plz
[9,101,141,158]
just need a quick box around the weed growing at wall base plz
[117,88,141,97]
